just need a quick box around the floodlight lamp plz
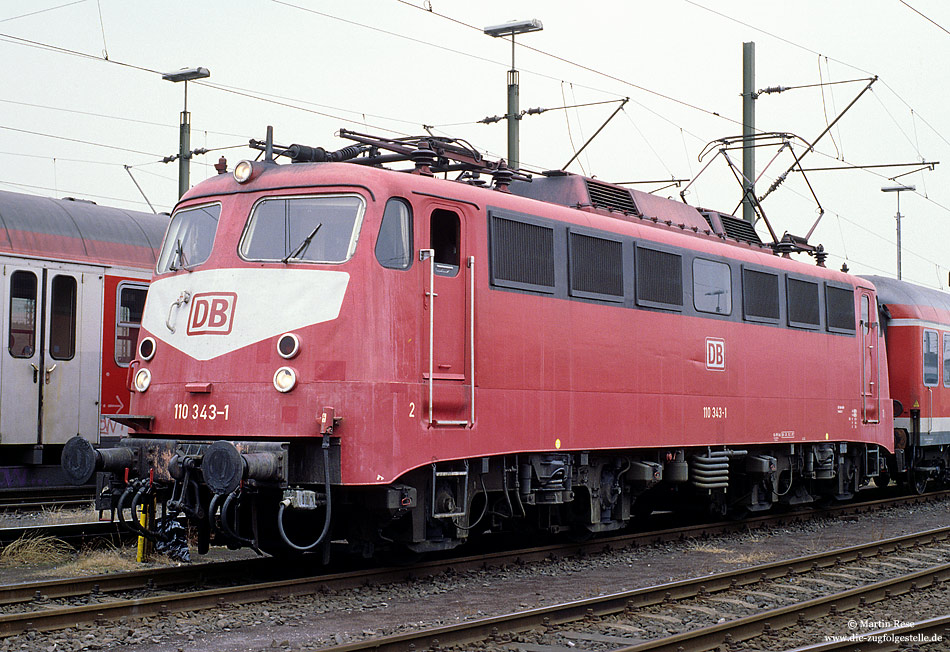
[881,184,915,193]
[484,19,543,37]
[162,67,211,83]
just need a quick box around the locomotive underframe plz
[72,434,893,557]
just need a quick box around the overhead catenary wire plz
[0,0,87,23]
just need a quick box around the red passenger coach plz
[865,275,950,492]
[63,131,894,557]
[0,190,167,491]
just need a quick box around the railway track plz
[0,486,95,513]
[0,489,948,642]
[315,527,950,651]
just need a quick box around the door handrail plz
[420,248,435,426]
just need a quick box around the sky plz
[2,0,950,288]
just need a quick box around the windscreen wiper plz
[282,223,322,263]
[170,239,190,271]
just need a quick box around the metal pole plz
[178,80,191,198]
[742,41,755,224]
[896,193,903,280]
[507,35,519,169]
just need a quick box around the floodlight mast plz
[163,67,211,198]
[484,19,543,170]
[882,184,915,280]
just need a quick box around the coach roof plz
[0,190,167,269]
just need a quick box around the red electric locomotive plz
[0,189,167,492]
[63,130,895,557]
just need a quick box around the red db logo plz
[187,292,237,335]
[705,338,725,370]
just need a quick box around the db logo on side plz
[705,337,725,370]
[187,292,237,335]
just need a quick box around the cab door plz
[859,290,880,424]
[421,204,474,427]
[0,262,103,447]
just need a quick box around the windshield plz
[240,194,365,263]
[156,204,221,273]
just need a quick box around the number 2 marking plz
[409,402,415,418]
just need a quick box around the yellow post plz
[136,497,155,562]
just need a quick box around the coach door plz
[0,263,103,447]
[421,205,474,427]
[859,290,881,423]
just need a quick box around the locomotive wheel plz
[873,472,891,489]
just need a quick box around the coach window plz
[693,258,731,315]
[430,209,460,276]
[8,271,36,358]
[116,282,148,366]
[924,329,939,387]
[241,195,364,263]
[49,275,77,361]
[375,198,413,270]
[157,203,221,273]
[943,333,950,388]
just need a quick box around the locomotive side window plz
[8,271,36,358]
[157,203,221,273]
[636,246,683,309]
[693,258,731,315]
[924,329,939,387]
[825,285,856,333]
[48,275,77,361]
[375,198,413,270]
[115,282,148,366]
[742,268,779,322]
[943,333,950,387]
[430,209,460,275]
[240,195,364,263]
[569,231,623,300]
[489,214,555,292]
[786,277,820,328]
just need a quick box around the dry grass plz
[0,534,74,567]
[53,546,142,575]
[722,550,776,564]
[685,542,735,554]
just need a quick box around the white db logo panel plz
[706,338,725,370]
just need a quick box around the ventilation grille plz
[743,269,780,320]
[826,286,856,332]
[490,216,555,288]
[637,247,683,307]
[720,215,763,244]
[787,278,820,326]
[585,180,639,214]
[570,233,623,297]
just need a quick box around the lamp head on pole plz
[162,67,211,83]
[483,19,543,37]
[881,184,915,193]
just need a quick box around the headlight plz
[277,333,300,359]
[233,160,255,184]
[133,368,151,392]
[139,337,156,361]
[273,366,297,393]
